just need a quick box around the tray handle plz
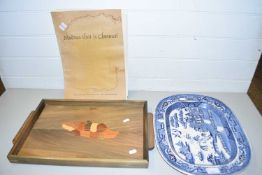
[12,111,35,144]
[147,113,155,150]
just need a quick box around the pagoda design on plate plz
[155,94,251,175]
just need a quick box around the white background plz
[0,0,262,92]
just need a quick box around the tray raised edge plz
[7,99,154,168]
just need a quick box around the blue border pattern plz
[154,94,251,175]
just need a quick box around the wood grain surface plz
[8,100,152,167]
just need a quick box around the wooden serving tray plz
[8,99,154,168]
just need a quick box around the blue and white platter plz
[154,94,251,175]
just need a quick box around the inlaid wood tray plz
[8,100,154,168]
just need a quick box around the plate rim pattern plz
[154,94,251,175]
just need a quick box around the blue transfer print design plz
[154,94,251,175]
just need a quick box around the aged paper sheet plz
[52,10,126,99]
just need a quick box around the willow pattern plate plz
[154,94,251,175]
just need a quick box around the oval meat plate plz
[154,94,251,175]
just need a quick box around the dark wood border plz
[248,54,262,115]
[7,99,153,168]
[0,77,5,96]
